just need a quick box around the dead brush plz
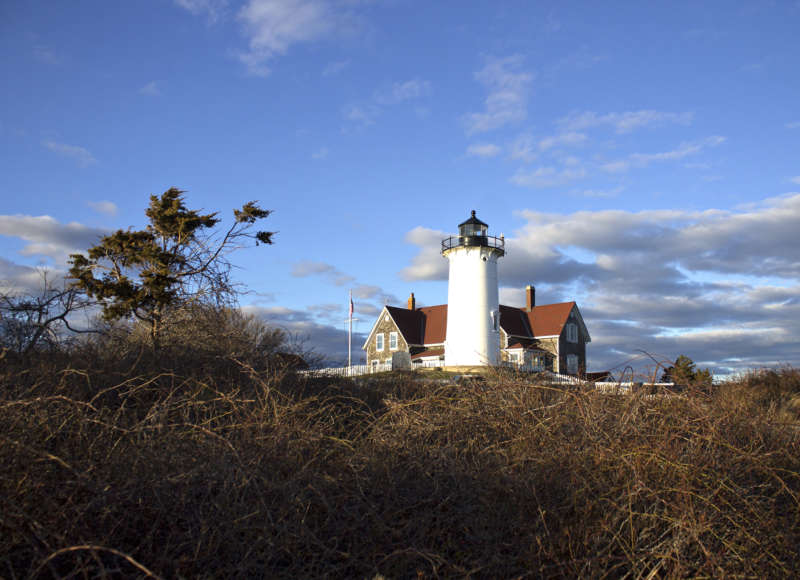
[1,354,799,578]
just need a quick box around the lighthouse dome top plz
[458,210,488,236]
[441,210,505,256]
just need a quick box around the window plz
[491,310,498,331]
[509,352,519,364]
[566,323,578,343]
[376,333,384,351]
[566,354,578,374]
[389,332,398,350]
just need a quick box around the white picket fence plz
[412,359,444,368]
[533,370,586,386]
[300,361,392,378]
[301,361,588,384]
[594,382,678,394]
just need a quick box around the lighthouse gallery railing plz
[441,235,505,253]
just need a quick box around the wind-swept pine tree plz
[661,354,713,385]
[69,188,273,350]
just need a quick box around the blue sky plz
[2,0,799,375]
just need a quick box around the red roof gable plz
[525,301,576,337]
[385,306,423,344]
[385,304,447,346]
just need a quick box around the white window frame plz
[376,333,384,351]
[389,331,398,350]
[566,323,578,343]
[566,354,578,374]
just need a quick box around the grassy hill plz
[2,346,799,578]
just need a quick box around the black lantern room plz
[458,210,488,237]
[441,210,505,255]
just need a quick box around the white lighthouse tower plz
[442,210,505,366]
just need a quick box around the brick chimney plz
[525,285,535,312]
[408,292,416,310]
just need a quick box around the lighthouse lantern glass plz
[460,222,487,237]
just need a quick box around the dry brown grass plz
[1,350,799,578]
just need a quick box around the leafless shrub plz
[1,355,798,578]
[0,272,95,356]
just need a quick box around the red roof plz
[525,301,576,337]
[385,301,576,346]
[506,338,538,349]
[385,304,447,346]
[410,347,445,360]
[499,305,532,337]
[419,305,447,344]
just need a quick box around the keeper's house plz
[362,211,590,375]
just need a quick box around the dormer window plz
[566,323,578,343]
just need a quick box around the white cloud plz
[352,284,400,306]
[87,201,119,217]
[42,140,97,167]
[375,79,432,105]
[138,81,161,96]
[537,132,587,151]
[558,109,693,134]
[174,0,228,21]
[343,78,431,128]
[466,143,501,158]
[236,0,333,76]
[601,136,726,173]
[600,160,630,173]
[0,214,108,264]
[291,260,334,276]
[400,226,448,281]
[311,147,329,160]
[244,304,367,365]
[790,176,800,185]
[0,258,49,295]
[786,121,800,129]
[291,260,354,285]
[510,165,586,188]
[508,134,537,163]
[630,136,725,163]
[179,0,364,76]
[342,104,377,127]
[507,132,585,164]
[574,186,623,198]
[464,55,533,135]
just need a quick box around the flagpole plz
[348,290,353,372]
